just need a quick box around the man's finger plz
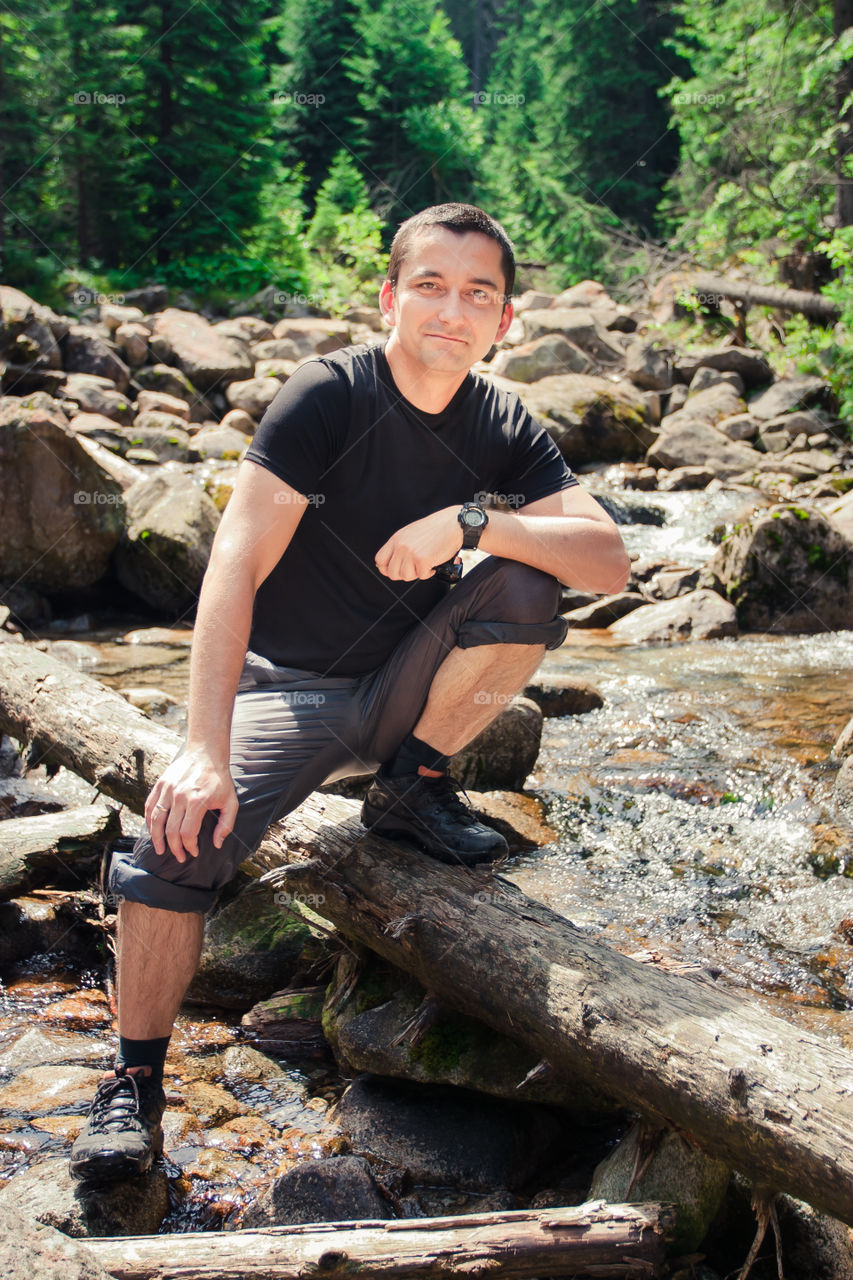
[212,792,239,849]
[149,800,170,856]
[164,803,189,863]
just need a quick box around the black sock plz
[385,732,451,779]
[116,1035,171,1085]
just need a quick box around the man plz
[69,203,629,1183]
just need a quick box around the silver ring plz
[153,803,167,812]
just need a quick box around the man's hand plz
[144,748,239,863]
[375,506,462,581]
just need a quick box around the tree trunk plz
[688,273,840,322]
[83,1202,673,1279]
[0,802,119,898]
[2,642,853,1225]
[835,0,853,227]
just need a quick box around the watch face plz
[463,508,487,528]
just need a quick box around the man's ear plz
[494,300,514,344]
[378,279,396,327]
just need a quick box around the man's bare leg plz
[414,641,545,754]
[116,901,205,1039]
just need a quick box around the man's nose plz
[436,290,465,323]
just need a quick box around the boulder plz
[647,567,701,599]
[625,340,672,391]
[0,1157,168,1237]
[0,286,64,385]
[219,408,256,436]
[504,373,655,465]
[122,284,169,312]
[270,317,352,356]
[673,346,774,388]
[490,334,590,382]
[341,305,385,331]
[609,590,738,642]
[133,363,213,421]
[0,1206,115,1280]
[99,303,145,334]
[59,374,134,424]
[657,465,715,491]
[822,487,853,541]
[190,424,252,459]
[332,1074,559,1191]
[748,375,830,420]
[716,413,759,442]
[135,389,190,420]
[702,504,853,633]
[243,1156,391,1228]
[225,376,283,419]
[449,696,542,790]
[212,316,273,344]
[590,1122,730,1254]
[513,289,558,312]
[774,1195,853,1280]
[150,308,253,391]
[551,281,613,308]
[187,878,326,1008]
[688,367,744,397]
[518,308,624,363]
[125,414,193,461]
[113,469,220,613]
[562,592,648,628]
[760,409,836,440]
[0,402,124,591]
[60,325,130,392]
[253,358,298,382]
[250,339,306,363]
[112,322,149,366]
[646,419,757,479]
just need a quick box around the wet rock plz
[449,696,542,790]
[673,346,773,388]
[461,789,557,851]
[832,715,853,759]
[748,375,830,419]
[180,1145,254,1183]
[834,755,853,826]
[561,591,647,628]
[190,423,252,459]
[113,469,220,613]
[0,402,125,591]
[0,895,96,970]
[60,325,130,392]
[647,566,701,599]
[775,1193,853,1280]
[609,590,738,643]
[490,334,591,381]
[243,1155,392,1227]
[519,308,624,363]
[702,504,853,633]
[504,373,655,465]
[0,1027,110,1074]
[150,308,253,391]
[333,1073,559,1191]
[173,1079,247,1128]
[590,1122,730,1254]
[269,317,352,356]
[0,1156,169,1237]
[657,465,715,491]
[0,1064,103,1116]
[524,677,604,717]
[0,1205,115,1280]
[224,376,282,419]
[120,686,177,715]
[625,339,672,391]
[188,879,325,1008]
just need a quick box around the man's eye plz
[471,290,490,302]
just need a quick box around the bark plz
[688,273,840,322]
[0,801,119,898]
[84,1202,672,1279]
[2,643,853,1224]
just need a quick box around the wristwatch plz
[458,501,489,550]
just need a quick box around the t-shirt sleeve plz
[493,399,578,507]
[243,358,349,498]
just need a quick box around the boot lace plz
[86,1070,144,1134]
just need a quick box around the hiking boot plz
[361,770,508,866]
[70,1064,165,1183]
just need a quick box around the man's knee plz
[481,559,562,624]
[452,559,566,652]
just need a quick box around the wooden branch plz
[0,802,119,898]
[3,644,853,1225]
[84,1202,673,1279]
[688,273,840,322]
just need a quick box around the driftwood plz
[2,643,853,1225]
[688,272,840,323]
[0,801,119,898]
[84,1202,672,1279]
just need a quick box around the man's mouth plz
[424,333,467,344]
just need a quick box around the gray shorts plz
[110,557,566,913]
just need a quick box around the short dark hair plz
[386,203,516,304]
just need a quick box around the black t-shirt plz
[243,341,577,676]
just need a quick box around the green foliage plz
[305,150,386,310]
[783,228,853,432]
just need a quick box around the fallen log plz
[687,273,840,323]
[2,643,853,1225]
[0,802,119,898]
[84,1202,673,1279]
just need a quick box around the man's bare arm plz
[145,461,309,863]
[375,486,630,594]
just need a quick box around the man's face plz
[379,227,514,374]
